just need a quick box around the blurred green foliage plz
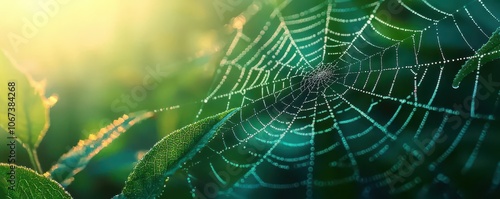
[0,0,249,198]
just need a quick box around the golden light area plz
[0,0,223,81]
[231,15,246,30]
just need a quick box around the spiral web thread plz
[157,0,500,198]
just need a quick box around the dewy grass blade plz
[45,111,154,187]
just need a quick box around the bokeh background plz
[0,0,251,198]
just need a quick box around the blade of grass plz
[45,111,154,187]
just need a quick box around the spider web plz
[159,0,500,198]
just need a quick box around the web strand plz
[161,0,500,198]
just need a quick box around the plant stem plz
[28,148,43,174]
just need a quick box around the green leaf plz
[0,50,57,152]
[452,27,500,88]
[0,163,71,199]
[45,111,154,187]
[117,108,240,199]
[0,172,8,197]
